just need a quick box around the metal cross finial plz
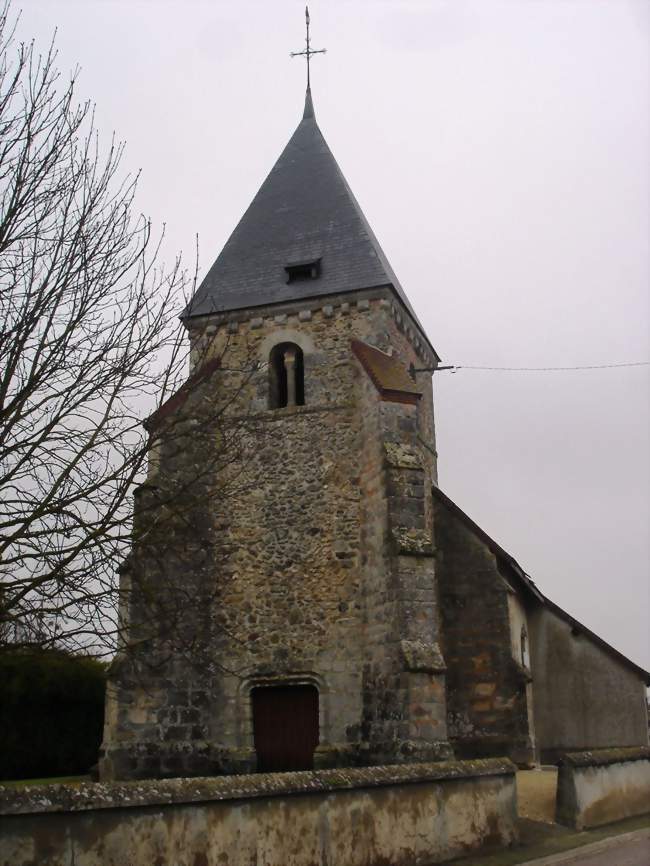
[290,6,326,90]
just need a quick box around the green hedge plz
[0,648,106,781]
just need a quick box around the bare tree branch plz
[0,4,207,655]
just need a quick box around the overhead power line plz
[428,361,650,374]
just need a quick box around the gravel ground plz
[517,769,558,823]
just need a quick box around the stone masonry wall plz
[434,494,534,766]
[555,747,650,829]
[100,289,448,779]
[530,606,649,764]
[0,760,517,866]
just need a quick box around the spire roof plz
[302,86,315,120]
[184,91,424,334]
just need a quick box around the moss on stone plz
[0,757,516,816]
[560,746,650,767]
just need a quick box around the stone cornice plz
[186,288,438,367]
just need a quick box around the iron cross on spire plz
[290,6,326,90]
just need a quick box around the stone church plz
[99,87,648,782]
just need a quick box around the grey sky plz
[16,0,649,669]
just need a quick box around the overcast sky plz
[15,0,649,670]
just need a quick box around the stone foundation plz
[0,759,517,866]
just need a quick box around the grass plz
[0,775,90,788]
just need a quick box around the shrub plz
[0,648,106,780]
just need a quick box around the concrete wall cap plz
[559,746,650,768]
[0,758,516,816]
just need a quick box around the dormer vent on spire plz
[284,257,321,284]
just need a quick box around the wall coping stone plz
[392,527,434,556]
[0,758,515,817]
[384,442,423,470]
[233,402,353,424]
[401,639,447,673]
[559,746,650,768]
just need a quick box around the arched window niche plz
[269,342,305,409]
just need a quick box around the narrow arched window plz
[269,342,304,409]
[520,626,529,668]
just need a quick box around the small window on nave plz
[269,342,305,409]
[520,625,530,668]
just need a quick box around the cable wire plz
[443,361,649,373]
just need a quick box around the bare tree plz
[0,5,253,657]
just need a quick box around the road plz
[568,836,649,866]
[524,830,650,866]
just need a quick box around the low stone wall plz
[0,759,517,866]
[555,746,650,830]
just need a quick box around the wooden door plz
[252,685,319,772]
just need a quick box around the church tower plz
[100,83,452,780]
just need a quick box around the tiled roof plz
[351,340,421,404]
[432,485,650,684]
[184,90,426,339]
[143,356,221,432]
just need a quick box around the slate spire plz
[303,86,315,120]
[184,90,425,337]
